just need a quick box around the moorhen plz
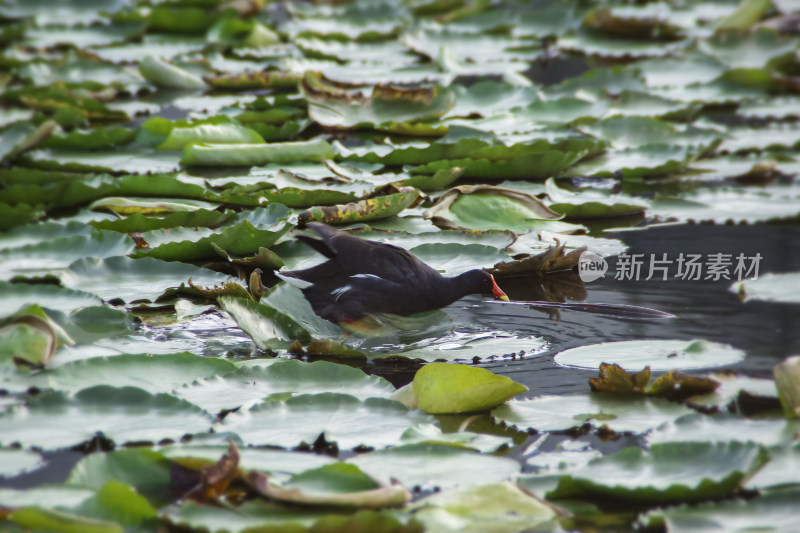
[278,223,509,328]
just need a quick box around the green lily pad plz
[406,242,510,276]
[175,359,394,415]
[544,178,649,218]
[301,71,454,132]
[181,139,333,166]
[161,444,335,485]
[382,334,547,363]
[349,443,520,491]
[90,208,234,233]
[139,55,207,90]
[150,118,263,152]
[23,146,181,174]
[135,205,290,262]
[554,339,746,372]
[60,256,233,303]
[492,392,693,433]
[28,352,236,395]
[423,185,564,233]
[647,413,800,448]
[733,272,800,304]
[579,116,722,150]
[398,423,511,453]
[774,356,800,419]
[0,230,134,281]
[651,181,800,224]
[407,363,527,414]
[168,500,417,533]
[0,486,94,511]
[67,447,172,504]
[642,487,800,532]
[219,393,434,449]
[249,462,410,508]
[410,481,557,533]
[543,441,767,503]
[746,443,800,491]
[0,281,100,317]
[0,386,213,449]
[698,29,799,70]
[298,186,421,225]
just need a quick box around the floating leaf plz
[301,71,454,133]
[29,352,236,395]
[544,442,767,503]
[554,339,746,372]
[219,393,433,450]
[349,443,521,491]
[181,139,333,166]
[139,55,207,89]
[407,363,527,414]
[543,178,648,218]
[493,392,692,433]
[423,185,564,233]
[774,356,800,419]
[299,186,421,225]
[733,272,800,304]
[0,386,213,449]
[249,463,411,508]
[642,488,800,532]
[175,359,394,414]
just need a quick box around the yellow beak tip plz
[499,295,510,302]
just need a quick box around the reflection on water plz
[473,223,800,397]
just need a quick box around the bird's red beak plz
[490,275,509,301]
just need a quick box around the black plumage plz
[279,223,509,325]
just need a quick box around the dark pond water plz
[476,222,800,396]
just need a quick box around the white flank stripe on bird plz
[351,273,383,280]
[332,285,352,301]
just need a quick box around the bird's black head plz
[462,270,510,301]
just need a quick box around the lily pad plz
[60,256,234,303]
[0,386,213,449]
[543,441,767,503]
[733,272,800,304]
[423,185,564,233]
[408,363,527,414]
[181,139,333,166]
[410,481,557,533]
[249,463,410,508]
[298,186,421,226]
[218,393,434,450]
[349,443,520,491]
[642,488,800,532]
[29,352,236,395]
[544,178,649,218]
[175,359,395,414]
[553,339,746,371]
[0,230,134,281]
[492,392,693,433]
[301,72,454,133]
[381,334,547,363]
